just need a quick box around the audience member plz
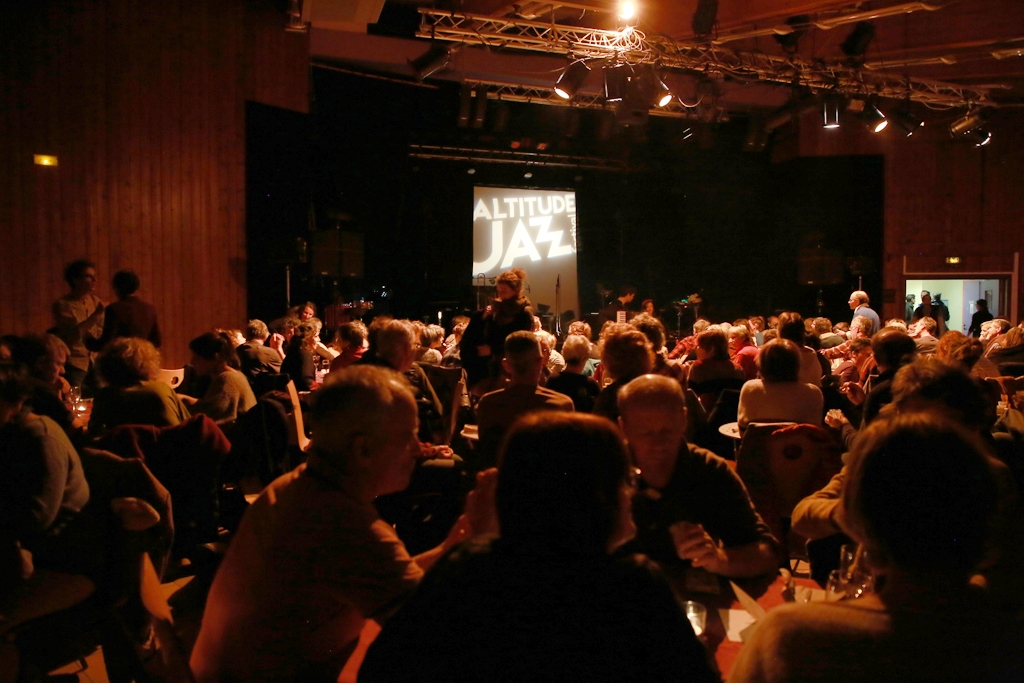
[883,318,908,333]
[980,318,1012,353]
[180,332,255,425]
[476,332,573,467]
[847,290,880,336]
[0,363,97,648]
[909,316,939,355]
[10,334,75,436]
[737,339,823,429]
[190,366,491,682]
[51,260,105,390]
[632,313,686,385]
[617,375,781,577]
[87,269,161,350]
[359,412,719,683]
[546,335,600,412]
[734,414,1024,683]
[667,321,708,362]
[832,337,873,387]
[815,317,844,349]
[535,330,565,379]
[987,326,1024,369]
[416,324,445,366]
[440,322,466,368]
[90,338,190,433]
[330,321,368,372]
[728,325,760,381]
[687,327,744,410]
[777,312,824,387]
[236,319,282,383]
[592,325,654,422]
[748,316,766,346]
[443,315,470,351]
[281,323,318,391]
[911,290,949,337]
[968,299,994,338]
[308,317,338,362]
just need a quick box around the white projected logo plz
[472,195,576,273]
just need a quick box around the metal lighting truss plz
[459,78,713,120]
[408,144,630,171]
[416,8,993,108]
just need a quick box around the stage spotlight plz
[891,109,924,137]
[467,168,476,175]
[471,85,488,129]
[949,111,984,136]
[409,45,451,81]
[859,103,887,133]
[604,64,631,102]
[637,67,673,107]
[619,1,636,20]
[822,97,841,129]
[524,171,534,179]
[967,128,993,147]
[457,85,472,128]
[554,60,590,100]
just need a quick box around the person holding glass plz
[359,412,719,683]
[730,414,1024,683]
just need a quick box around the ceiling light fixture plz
[891,109,924,136]
[554,60,590,100]
[409,45,451,81]
[637,67,673,107]
[949,111,984,135]
[618,1,636,21]
[822,96,842,129]
[967,129,993,147]
[859,103,888,133]
[603,64,631,102]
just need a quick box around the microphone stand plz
[555,275,562,338]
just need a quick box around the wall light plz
[34,155,58,166]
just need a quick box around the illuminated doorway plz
[904,278,1008,334]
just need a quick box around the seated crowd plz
[1,265,1023,682]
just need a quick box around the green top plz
[90,380,191,434]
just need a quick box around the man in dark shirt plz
[236,319,282,383]
[599,284,636,325]
[968,299,994,338]
[616,374,780,577]
[88,269,161,350]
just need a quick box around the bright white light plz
[554,86,571,100]
[619,1,635,20]
[874,120,888,133]
[657,93,673,107]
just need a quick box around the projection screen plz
[471,187,579,322]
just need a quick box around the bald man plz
[617,375,780,578]
[191,366,492,683]
[848,291,880,336]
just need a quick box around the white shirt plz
[738,379,824,429]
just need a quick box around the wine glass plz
[68,385,82,410]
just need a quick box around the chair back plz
[286,379,311,451]
[157,367,186,389]
[735,423,844,559]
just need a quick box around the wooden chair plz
[285,379,311,452]
[735,423,844,566]
[156,368,186,389]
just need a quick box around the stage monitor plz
[472,187,579,323]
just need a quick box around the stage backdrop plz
[472,187,580,323]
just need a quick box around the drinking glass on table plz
[684,601,707,637]
[837,544,874,599]
[825,570,847,602]
[68,385,82,411]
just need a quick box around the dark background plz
[246,68,883,330]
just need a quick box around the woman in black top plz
[461,268,535,390]
[281,323,318,391]
[359,413,717,683]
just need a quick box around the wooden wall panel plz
[792,109,1024,322]
[0,0,309,367]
